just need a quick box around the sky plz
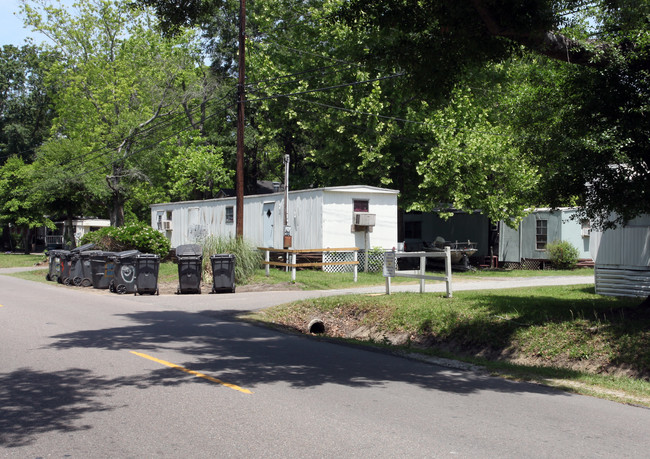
[0,0,74,47]
[1,0,34,47]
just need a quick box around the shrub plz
[201,235,262,284]
[546,240,580,270]
[80,221,171,258]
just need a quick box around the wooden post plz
[353,250,358,282]
[265,249,270,276]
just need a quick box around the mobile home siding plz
[591,215,650,297]
[151,186,398,250]
[499,209,590,263]
[289,190,323,249]
[322,188,398,249]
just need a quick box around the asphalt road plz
[1,272,649,458]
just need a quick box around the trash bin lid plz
[137,253,160,259]
[210,253,235,259]
[111,249,141,259]
[176,244,202,257]
[71,243,96,253]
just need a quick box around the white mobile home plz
[590,215,650,298]
[150,185,399,251]
[499,208,592,267]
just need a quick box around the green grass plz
[250,284,650,406]
[250,267,593,290]
[158,261,179,283]
[450,267,594,278]
[250,268,418,289]
[0,253,47,268]
[6,268,50,283]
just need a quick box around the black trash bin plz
[59,251,75,285]
[75,250,103,287]
[109,250,140,294]
[61,243,96,286]
[210,254,235,293]
[134,253,160,295]
[90,251,117,289]
[176,244,203,294]
[46,249,68,282]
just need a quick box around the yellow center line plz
[130,351,252,395]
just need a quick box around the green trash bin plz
[46,249,68,283]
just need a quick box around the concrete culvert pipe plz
[308,319,325,334]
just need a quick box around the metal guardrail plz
[383,247,453,297]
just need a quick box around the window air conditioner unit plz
[161,220,173,230]
[353,212,376,226]
[581,227,591,237]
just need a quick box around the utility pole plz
[283,154,291,248]
[235,0,246,238]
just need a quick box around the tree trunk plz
[21,227,32,254]
[63,216,75,249]
[110,192,125,228]
[107,164,125,227]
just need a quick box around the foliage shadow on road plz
[0,367,126,448]
[47,309,574,400]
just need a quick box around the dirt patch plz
[65,280,302,295]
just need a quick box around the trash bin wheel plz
[73,276,82,287]
[81,278,92,287]
[45,274,51,281]
[116,284,127,294]
[63,277,72,286]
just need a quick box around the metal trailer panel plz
[595,266,650,298]
[591,215,650,297]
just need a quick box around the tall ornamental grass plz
[201,236,262,284]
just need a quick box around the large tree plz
[0,44,58,165]
[337,0,650,227]
[21,0,216,226]
[0,156,53,252]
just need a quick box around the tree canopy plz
[337,0,650,227]
[1,0,646,248]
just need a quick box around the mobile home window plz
[226,206,234,224]
[536,219,548,250]
[353,200,369,212]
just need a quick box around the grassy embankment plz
[250,281,650,406]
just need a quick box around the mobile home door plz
[263,202,275,248]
